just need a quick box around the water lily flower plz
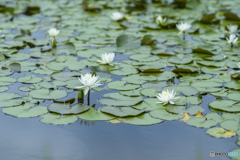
[156,89,179,105]
[98,53,115,65]
[76,73,102,95]
[226,34,238,47]
[48,28,60,48]
[227,25,238,34]
[236,62,240,69]
[110,12,124,21]
[176,22,191,34]
[156,15,167,25]
[48,28,60,38]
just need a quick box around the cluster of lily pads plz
[1,0,240,158]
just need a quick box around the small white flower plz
[48,28,60,38]
[98,53,115,65]
[226,34,238,44]
[75,73,102,95]
[227,25,238,34]
[176,22,191,34]
[236,62,240,68]
[156,89,179,105]
[110,12,124,21]
[156,16,167,25]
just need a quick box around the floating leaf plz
[40,113,78,125]
[120,113,164,126]
[29,89,67,100]
[2,103,48,118]
[100,106,145,117]
[77,108,115,121]
[150,109,184,120]
[206,127,236,138]
[48,103,89,115]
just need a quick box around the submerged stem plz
[88,90,90,105]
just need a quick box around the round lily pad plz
[120,113,164,126]
[150,109,184,120]
[40,113,78,125]
[186,117,218,128]
[209,99,240,112]
[100,106,145,117]
[77,108,115,121]
[220,120,240,131]
[206,127,236,138]
[2,103,48,118]
[48,103,89,115]
[29,89,67,99]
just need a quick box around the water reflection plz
[80,119,95,126]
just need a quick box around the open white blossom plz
[226,34,238,45]
[48,28,60,38]
[156,16,167,25]
[76,73,102,95]
[176,22,191,34]
[98,53,115,65]
[110,12,124,21]
[227,25,238,34]
[156,89,179,105]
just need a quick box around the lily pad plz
[48,103,90,115]
[100,106,145,117]
[120,113,164,126]
[2,103,48,118]
[29,89,67,100]
[77,108,115,121]
[40,113,78,125]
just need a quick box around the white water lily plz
[176,22,191,34]
[48,28,60,38]
[98,53,115,65]
[227,25,238,34]
[226,34,238,45]
[75,73,102,95]
[156,15,167,25]
[237,62,240,69]
[110,12,124,21]
[156,89,179,105]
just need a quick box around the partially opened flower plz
[176,22,191,34]
[236,62,240,69]
[156,89,179,105]
[48,28,60,38]
[76,73,102,95]
[226,34,238,46]
[227,25,238,34]
[110,12,124,21]
[98,53,115,65]
[156,15,167,25]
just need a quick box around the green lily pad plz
[107,81,140,91]
[29,89,67,100]
[40,113,78,125]
[220,120,240,131]
[2,103,48,118]
[77,107,115,121]
[120,113,164,126]
[209,100,240,112]
[48,103,89,115]
[100,106,145,117]
[186,117,218,128]
[206,127,236,138]
[150,109,184,120]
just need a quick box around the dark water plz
[0,113,237,160]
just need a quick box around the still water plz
[0,112,237,160]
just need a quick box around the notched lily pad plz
[48,103,89,115]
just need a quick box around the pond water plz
[0,113,238,160]
[1,0,240,159]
